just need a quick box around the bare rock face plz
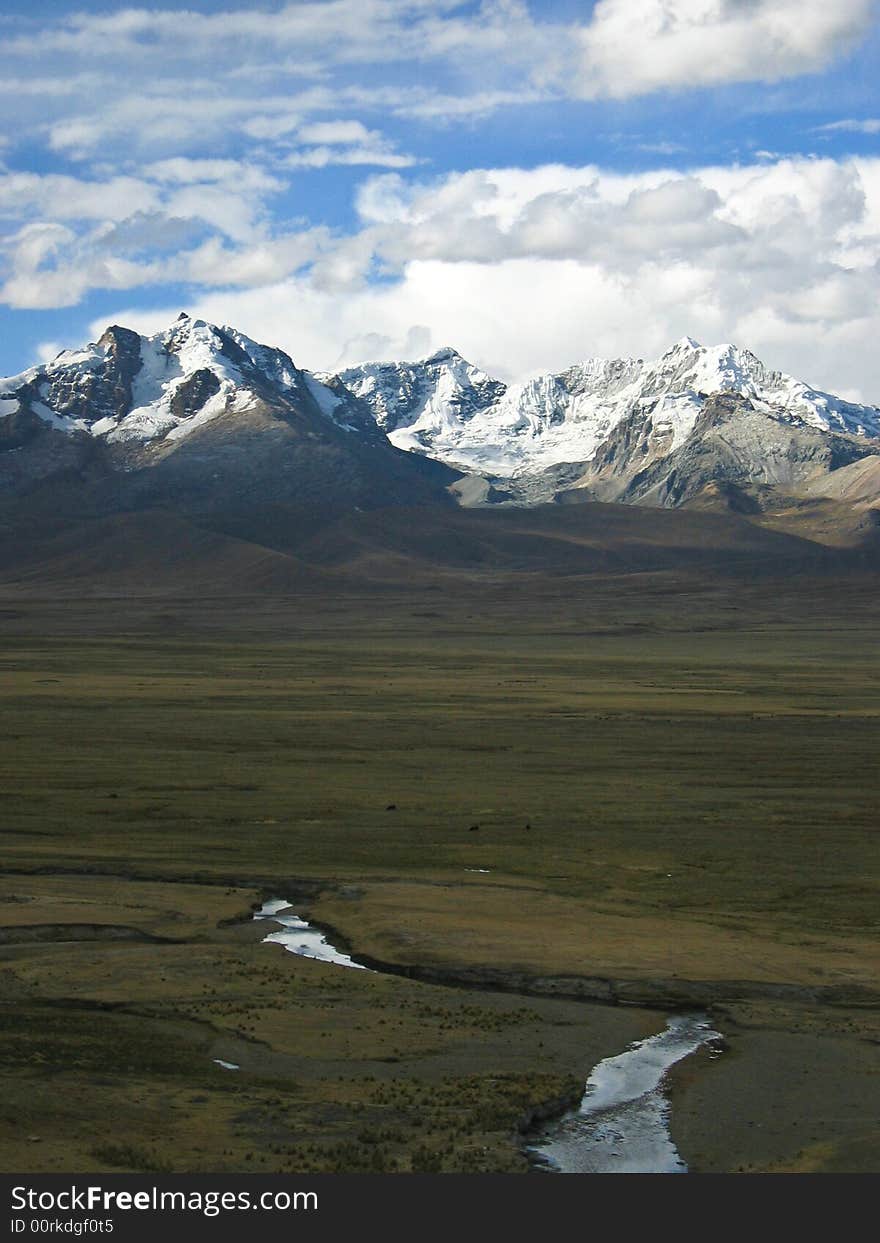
[571,394,874,508]
[168,369,221,420]
[0,405,45,454]
[23,325,145,427]
[96,325,144,419]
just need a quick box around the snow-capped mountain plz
[0,314,454,508]
[332,348,506,454]
[1,318,878,517]
[0,313,370,448]
[332,337,880,481]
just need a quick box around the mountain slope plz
[3,319,879,544]
[1,491,859,600]
[332,338,880,505]
[568,392,872,506]
[0,314,456,512]
[2,316,877,595]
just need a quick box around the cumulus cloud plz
[0,160,318,307]
[569,0,875,99]
[3,4,879,399]
[2,219,164,309]
[0,173,159,222]
[80,156,880,405]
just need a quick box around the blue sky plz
[1,1,879,398]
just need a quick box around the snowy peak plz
[650,339,773,397]
[423,346,464,364]
[332,339,880,477]
[645,338,879,437]
[3,321,879,514]
[0,315,347,448]
[333,347,507,458]
[0,316,460,513]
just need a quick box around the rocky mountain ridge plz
[332,336,880,481]
[0,314,455,513]
[2,317,878,522]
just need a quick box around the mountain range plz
[1,314,879,592]
[0,314,453,513]
[332,336,880,511]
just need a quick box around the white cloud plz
[239,113,303,142]
[389,88,547,120]
[1,1,874,171]
[298,120,377,146]
[1,219,164,309]
[7,223,75,275]
[35,341,63,364]
[283,119,420,169]
[284,146,419,170]
[196,0,871,101]
[0,173,159,221]
[86,156,880,405]
[45,93,279,158]
[571,0,875,99]
[0,160,310,307]
[141,158,280,187]
[818,118,880,134]
[180,230,331,287]
[161,185,266,244]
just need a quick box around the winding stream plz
[252,898,721,1173]
[254,897,369,970]
[528,1014,720,1173]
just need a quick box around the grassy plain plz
[0,564,878,1173]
